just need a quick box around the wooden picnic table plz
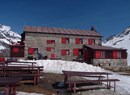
[62,70,112,82]
[62,70,119,92]
[0,77,22,95]
[0,65,44,84]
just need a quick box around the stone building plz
[20,26,127,66]
[21,26,102,61]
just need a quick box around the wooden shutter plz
[61,50,66,55]
[46,47,51,51]
[61,38,66,44]
[88,38,92,45]
[113,51,118,59]
[95,51,101,59]
[13,48,19,53]
[47,40,52,44]
[75,38,80,44]
[73,48,79,56]
[51,54,55,58]
[28,48,34,54]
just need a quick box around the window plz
[50,54,56,58]
[75,38,83,44]
[28,48,34,54]
[73,48,79,56]
[101,51,105,58]
[13,48,19,53]
[88,38,95,45]
[105,51,112,58]
[113,51,118,59]
[95,51,101,59]
[61,49,70,56]
[61,37,69,44]
[46,40,55,44]
[121,51,127,59]
[117,51,121,58]
[46,47,55,51]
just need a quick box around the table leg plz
[13,85,16,95]
[5,85,10,95]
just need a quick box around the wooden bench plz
[0,77,22,95]
[66,79,120,92]
[62,70,119,93]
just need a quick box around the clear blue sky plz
[0,0,130,40]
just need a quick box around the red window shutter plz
[13,48,18,53]
[61,50,66,55]
[46,47,51,51]
[88,38,92,45]
[95,51,101,59]
[73,49,79,56]
[75,38,80,44]
[0,57,5,62]
[47,40,52,44]
[113,51,118,59]
[61,38,66,44]
[28,48,34,54]
[51,54,55,58]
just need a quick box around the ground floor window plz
[94,50,126,59]
[50,54,56,58]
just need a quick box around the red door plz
[85,50,91,64]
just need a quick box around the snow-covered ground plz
[1,60,130,95]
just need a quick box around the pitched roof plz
[23,26,102,37]
[84,45,127,51]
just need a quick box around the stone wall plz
[93,59,127,66]
[24,32,101,60]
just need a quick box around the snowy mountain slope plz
[0,24,21,56]
[102,26,130,65]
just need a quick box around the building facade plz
[83,45,127,66]
[21,26,102,61]
[20,26,127,66]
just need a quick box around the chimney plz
[91,26,97,32]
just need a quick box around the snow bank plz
[15,60,130,94]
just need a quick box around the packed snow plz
[2,59,129,95]
[103,26,130,65]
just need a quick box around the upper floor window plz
[46,40,55,44]
[61,37,69,44]
[88,38,95,45]
[75,38,83,44]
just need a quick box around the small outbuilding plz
[83,45,127,66]
[10,44,25,58]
